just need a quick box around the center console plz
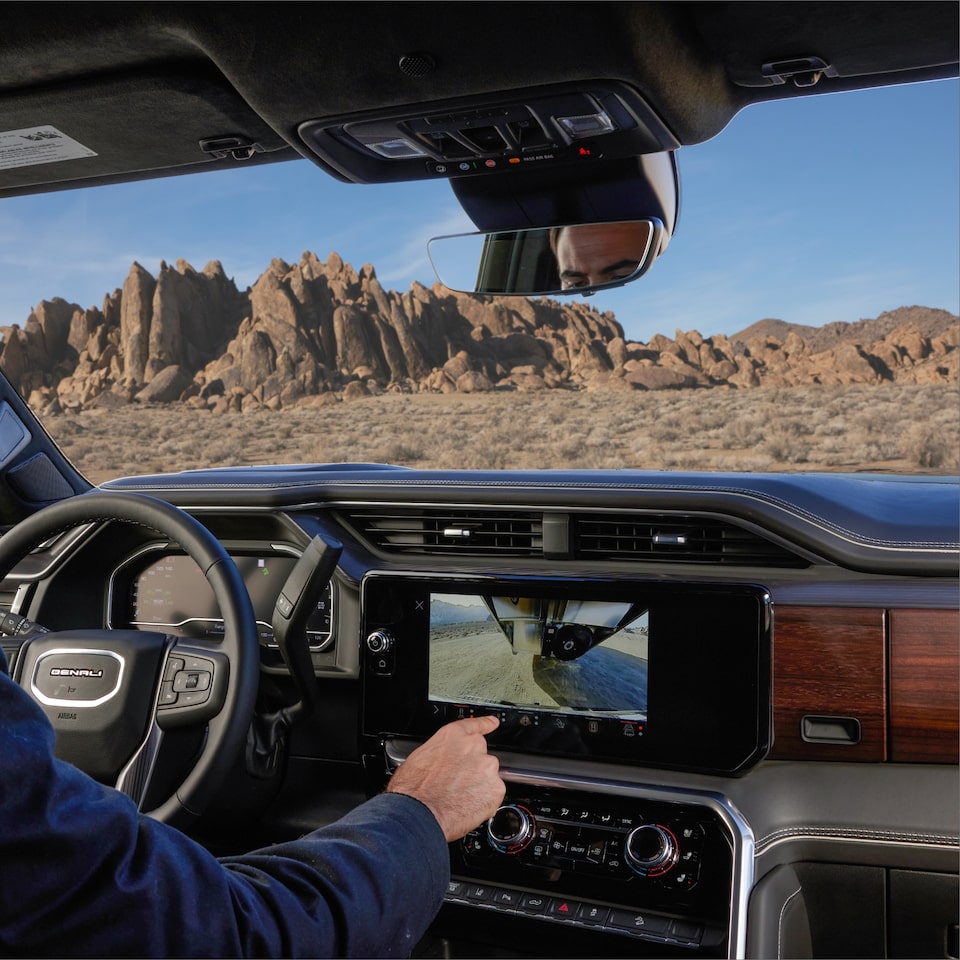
[361,574,770,956]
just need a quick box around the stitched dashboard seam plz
[756,826,959,852]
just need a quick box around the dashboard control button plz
[547,898,582,921]
[493,889,522,909]
[365,630,396,676]
[681,823,706,842]
[529,841,550,860]
[465,884,496,904]
[567,841,589,858]
[668,867,700,891]
[586,839,605,862]
[576,903,610,925]
[365,630,394,654]
[607,908,671,936]
[487,804,536,854]
[519,893,548,914]
[461,831,486,855]
[625,823,679,877]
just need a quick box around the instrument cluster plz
[110,550,334,650]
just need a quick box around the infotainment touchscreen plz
[362,575,771,775]
[429,594,649,733]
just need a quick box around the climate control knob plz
[365,630,395,655]
[486,804,536,854]
[624,823,679,877]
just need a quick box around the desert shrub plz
[903,423,955,470]
[761,427,810,465]
[383,441,424,464]
[724,418,763,448]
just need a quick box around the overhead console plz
[298,81,680,184]
[361,575,770,776]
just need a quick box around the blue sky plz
[0,78,955,344]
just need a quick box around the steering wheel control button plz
[162,656,185,681]
[172,669,211,693]
[157,649,226,727]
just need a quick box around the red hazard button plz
[548,898,584,920]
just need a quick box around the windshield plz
[0,81,956,484]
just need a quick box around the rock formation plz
[0,251,955,416]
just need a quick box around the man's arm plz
[0,658,504,959]
[387,714,506,841]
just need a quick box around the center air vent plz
[337,506,808,566]
[574,516,808,567]
[339,508,543,557]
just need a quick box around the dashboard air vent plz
[574,515,808,567]
[340,508,544,557]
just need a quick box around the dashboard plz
[2,465,957,958]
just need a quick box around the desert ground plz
[429,620,648,714]
[41,382,959,485]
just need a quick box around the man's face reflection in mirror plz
[551,221,653,291]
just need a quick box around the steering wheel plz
[0,490,259,827]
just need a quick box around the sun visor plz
[0,64,292,198]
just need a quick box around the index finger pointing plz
[450,715,500,735]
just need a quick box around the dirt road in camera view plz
[429,620,648,715]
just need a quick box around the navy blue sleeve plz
[0,655,449,958]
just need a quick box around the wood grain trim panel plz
[769,606,886,761]
[889,608,959,763]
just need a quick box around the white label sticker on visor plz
[0,126,97,170]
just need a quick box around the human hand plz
[386,715,506,842]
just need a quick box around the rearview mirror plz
[428,218,664,297]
